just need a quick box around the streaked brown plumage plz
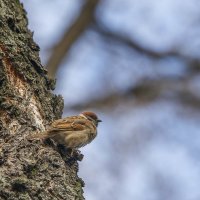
[30,111,101,149]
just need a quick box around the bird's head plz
[80,111,102,127]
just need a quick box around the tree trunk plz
[0,1,84,199]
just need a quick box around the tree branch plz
[65,74,200,111]
[46,0,100,78]
[91,23,185,59]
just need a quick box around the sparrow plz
[29,111,102,150]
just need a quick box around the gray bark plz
[0,1,84,199]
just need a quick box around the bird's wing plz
[51,117,90,132]
[28,117,93,140]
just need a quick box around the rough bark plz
[0,1,84,199]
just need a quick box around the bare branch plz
[91,23,184,59]
[65,74,200,111]
[47,0,100,78]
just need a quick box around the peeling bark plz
[0,1,84,199]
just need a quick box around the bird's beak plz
[97,119,102,122]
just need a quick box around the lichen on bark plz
[0,0,84,199]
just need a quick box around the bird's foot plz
[57,144,68,156]
[73,150,84,161]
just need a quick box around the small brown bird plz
[30,111,102,150]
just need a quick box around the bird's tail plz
[28,131,49,140]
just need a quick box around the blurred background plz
[21,0,200,199]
